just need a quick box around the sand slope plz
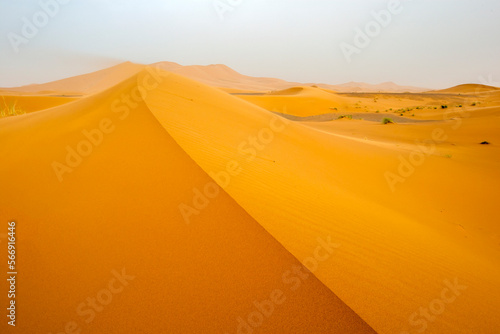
[235,86,351,117]
[142,67,500,334]
[2,63,499,334]
[0,62,144,96]
[0,68,375,333]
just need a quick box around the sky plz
[0,0,499,89]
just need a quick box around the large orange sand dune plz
[1,63,499,334]
[0,66,374,333]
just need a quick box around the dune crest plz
[0,67,376,333]
[2,62,500,334]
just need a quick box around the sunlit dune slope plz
[143,68,500,334]
[218,87,265,94]
[267,87,319,95]
[236,86,350,117]
[300,110,500,235]
[0,62,144,96]
[0,69,375,334]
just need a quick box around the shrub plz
[382,118,394,124]
[1,97,25,118]
[441,105,448,109]
[338,115,352,120]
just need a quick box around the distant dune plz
[153,61,300,92]
[234,85,351,117]
[153,61,429,93]
[429,83,500,94]
[327,80,428,93]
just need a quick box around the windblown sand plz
[1,63,499,334]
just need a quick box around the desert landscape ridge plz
[1,61,500,334]
[3,1,500,332]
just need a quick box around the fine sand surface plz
[0,66,374,334]
[1,63,500,334]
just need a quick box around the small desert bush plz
[382,118,394,124]
[338,115,352,120]
[1,97,25,118]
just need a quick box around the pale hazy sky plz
[1,0,499,88]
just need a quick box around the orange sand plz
[1,63,499,334]
[0,66,374,333]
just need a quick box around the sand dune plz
[1,63,499,334]
[233,86,351,117]
[0,67,375,333]
[142,66,500,334]
[153,61,298,92]
[332,81,428,93]
[153,61,428,93]
[0,62,144,96]
[430,83,500,94]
